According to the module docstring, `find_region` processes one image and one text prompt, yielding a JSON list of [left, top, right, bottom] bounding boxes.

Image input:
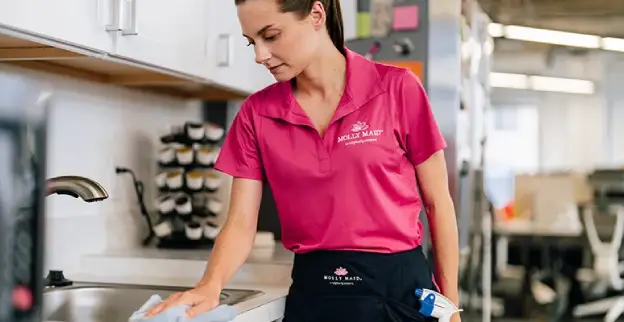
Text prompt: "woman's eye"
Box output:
[[265, 34, 279, 41], [246, 41, 254, 47]]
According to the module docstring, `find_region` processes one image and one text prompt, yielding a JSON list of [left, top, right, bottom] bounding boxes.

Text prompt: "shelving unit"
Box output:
[[151, 122, 226, 249]]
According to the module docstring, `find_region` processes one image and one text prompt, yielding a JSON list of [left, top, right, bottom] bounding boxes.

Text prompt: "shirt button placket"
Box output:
[[318, 144, 331, 173]]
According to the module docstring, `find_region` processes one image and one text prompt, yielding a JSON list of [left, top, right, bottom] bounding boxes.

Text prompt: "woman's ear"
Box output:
[[309, 1, 327, 30]]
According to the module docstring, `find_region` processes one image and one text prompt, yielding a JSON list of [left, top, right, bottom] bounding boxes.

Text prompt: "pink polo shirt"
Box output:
[[214, 48, 446, 254]]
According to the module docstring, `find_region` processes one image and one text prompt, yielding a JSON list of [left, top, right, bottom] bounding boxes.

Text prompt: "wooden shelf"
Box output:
[[0, 33, 248, 101]]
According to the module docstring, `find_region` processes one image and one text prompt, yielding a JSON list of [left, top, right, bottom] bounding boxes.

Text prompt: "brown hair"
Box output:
[[235, 0, 345, 56]]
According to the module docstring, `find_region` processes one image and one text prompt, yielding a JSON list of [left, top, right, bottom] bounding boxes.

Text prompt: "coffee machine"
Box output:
[[0, 92, 49, 322]]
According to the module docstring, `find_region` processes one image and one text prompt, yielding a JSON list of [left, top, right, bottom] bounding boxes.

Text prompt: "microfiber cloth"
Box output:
[[129, 294, 237, 322]]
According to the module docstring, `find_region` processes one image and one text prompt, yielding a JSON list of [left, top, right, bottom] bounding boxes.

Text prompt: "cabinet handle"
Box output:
[[121, 0, 138, 35], [102, 0, 121, 31]]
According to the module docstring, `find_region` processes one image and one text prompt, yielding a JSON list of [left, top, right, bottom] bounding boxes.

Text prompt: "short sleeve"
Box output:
[[397, 70, 447, 166], [214, 98, 265, 181]]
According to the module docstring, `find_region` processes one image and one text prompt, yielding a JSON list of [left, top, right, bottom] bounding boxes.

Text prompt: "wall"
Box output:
[[490, 44, 624, 171], [0, 64, 202, 274]]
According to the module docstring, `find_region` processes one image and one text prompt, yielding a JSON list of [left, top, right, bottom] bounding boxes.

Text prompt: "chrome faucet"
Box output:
[[45, 176, 109, 202]]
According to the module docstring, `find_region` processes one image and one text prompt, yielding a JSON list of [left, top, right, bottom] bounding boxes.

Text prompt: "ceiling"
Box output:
[[478, 0, 624, 37]]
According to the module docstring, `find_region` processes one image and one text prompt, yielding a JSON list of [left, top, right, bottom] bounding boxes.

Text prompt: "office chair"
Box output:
[[573, 205, 624, 322]]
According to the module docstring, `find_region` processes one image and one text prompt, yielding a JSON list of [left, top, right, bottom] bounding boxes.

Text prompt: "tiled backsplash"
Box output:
[[0, 64, 202, 274]]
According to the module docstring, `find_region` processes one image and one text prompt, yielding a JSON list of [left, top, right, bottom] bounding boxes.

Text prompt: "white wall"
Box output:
[[0, 64, 202, 274], [490, 46, 624, 171]]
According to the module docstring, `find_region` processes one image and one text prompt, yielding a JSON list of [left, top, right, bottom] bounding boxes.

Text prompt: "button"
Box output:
[[12, 285, 33, 310]]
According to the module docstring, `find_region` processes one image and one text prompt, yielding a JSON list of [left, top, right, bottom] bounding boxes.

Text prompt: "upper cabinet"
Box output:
[[203, 0, 275, 93], [112, 0, 208, 78], [0, 0, 274, 96], [0, 0, 115, 52]]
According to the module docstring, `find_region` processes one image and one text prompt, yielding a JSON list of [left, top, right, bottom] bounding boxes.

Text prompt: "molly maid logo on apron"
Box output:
[[323, 267, 363, 286]]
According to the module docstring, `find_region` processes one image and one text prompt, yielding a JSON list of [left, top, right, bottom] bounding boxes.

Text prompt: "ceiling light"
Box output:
[[602, 37, 624, 52], [529, 76, 595, 94], [504, 25, 601, 48], [489, 22, 624, 52], [490, 73, 595, 94], [490, 72, 529, 89], [488, 23, 504, 38]]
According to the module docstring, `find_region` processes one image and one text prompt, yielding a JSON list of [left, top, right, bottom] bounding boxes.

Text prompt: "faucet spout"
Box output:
[[45, 176, 109, 202]]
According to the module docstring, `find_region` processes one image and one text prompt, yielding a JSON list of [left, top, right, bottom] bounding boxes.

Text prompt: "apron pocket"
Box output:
[[385, 298, 431, 322], [319, 295, 388, 322]]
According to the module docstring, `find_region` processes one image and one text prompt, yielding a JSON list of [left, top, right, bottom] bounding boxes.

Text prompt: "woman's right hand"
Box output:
[[144, 284, 221, 319]]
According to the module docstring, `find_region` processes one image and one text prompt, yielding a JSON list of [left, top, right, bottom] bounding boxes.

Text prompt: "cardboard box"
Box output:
[[513, 172, 592, 221]]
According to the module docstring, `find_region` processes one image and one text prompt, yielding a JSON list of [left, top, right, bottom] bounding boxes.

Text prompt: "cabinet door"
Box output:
[[113, 0, 208, 78], [204, 1, 274, 94], [0, 0, 115, 52]]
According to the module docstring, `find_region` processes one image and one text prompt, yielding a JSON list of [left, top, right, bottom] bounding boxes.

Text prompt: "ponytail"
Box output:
[[325, 0, 346, 56]]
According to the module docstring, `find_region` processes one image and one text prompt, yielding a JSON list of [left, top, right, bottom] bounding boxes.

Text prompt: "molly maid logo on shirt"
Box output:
[[323, 267, 362, 286], [337, 121, 384, 146]]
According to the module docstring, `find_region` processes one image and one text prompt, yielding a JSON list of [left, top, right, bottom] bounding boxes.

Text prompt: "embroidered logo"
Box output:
[[338, 121, 384, 146], [334, 267, 348, 276], [351, 121, 369, 132], [323, 267, 363, 286]]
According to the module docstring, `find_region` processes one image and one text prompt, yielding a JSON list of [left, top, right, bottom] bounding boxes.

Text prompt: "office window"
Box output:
[[484, 105, 539, 207]]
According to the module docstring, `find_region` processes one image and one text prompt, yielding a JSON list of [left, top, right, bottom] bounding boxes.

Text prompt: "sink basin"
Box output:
[[42, 282, 262, 322]]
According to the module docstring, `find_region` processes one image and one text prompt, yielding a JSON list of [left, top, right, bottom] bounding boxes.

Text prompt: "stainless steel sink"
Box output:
[[42, 282, 262, 322]]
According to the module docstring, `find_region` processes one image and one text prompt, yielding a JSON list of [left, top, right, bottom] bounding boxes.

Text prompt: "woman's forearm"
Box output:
[[427, 198, 460, 305], [196, 219, 256, 291]]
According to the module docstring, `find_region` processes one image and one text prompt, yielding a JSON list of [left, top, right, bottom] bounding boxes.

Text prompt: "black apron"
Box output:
[[282, 246, 439, 322]]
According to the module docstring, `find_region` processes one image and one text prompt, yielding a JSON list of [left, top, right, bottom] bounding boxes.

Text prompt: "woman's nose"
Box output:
[[254, 44, 271, 65]]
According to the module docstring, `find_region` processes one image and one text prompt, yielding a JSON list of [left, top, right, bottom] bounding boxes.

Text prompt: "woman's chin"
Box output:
[[273, 73, 292, 82]]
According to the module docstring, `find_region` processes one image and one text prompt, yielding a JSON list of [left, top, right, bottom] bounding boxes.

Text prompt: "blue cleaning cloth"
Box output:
[[129, 294, 237, 322]]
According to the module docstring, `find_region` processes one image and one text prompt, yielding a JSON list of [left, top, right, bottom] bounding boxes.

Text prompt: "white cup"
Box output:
[[204, 170, 222, 190], [203, 223, 221, 239], [153, 220, 173, 237], [196, 147, 215, 165], [155, 172, 167, 188], [205, 123, 225, 141], [186, 123, 205, 140], [209, 147, 220, 163], [175, 194, 193, 215], [186, 170, 204, 190], [159, 146, 176, 164], [176, 147, 194, 165], [165, 171, 183, 190], [185, 222, 203, 240], [156, 195, 175, 213], [207, 198, 223, 214]]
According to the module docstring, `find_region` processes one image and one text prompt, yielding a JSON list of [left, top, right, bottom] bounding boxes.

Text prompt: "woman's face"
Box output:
[[237, 0, 325, 82]]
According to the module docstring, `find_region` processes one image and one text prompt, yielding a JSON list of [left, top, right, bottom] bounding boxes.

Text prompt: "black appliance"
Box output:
[[0, 97, 48, 322]]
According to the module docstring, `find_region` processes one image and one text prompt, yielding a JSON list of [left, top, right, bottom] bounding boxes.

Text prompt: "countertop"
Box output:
[[70, 244, 294, 322]]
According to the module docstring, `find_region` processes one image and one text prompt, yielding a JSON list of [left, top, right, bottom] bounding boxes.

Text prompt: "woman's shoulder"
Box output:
[[239, 81, 288, 113], [370, 61, 423, 91]]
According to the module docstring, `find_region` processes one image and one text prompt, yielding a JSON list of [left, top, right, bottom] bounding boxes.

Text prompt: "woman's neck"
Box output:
[[294, 45, 346, 99]]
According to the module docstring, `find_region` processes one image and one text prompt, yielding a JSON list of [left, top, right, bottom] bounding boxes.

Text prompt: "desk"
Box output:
[[493, 221, 585, 320]]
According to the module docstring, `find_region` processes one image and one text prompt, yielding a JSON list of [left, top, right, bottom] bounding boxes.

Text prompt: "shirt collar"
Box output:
[[258, 47, 385, 124]]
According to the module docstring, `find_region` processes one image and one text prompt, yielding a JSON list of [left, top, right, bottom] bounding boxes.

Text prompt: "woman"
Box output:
[[146, 0, 460, 321]]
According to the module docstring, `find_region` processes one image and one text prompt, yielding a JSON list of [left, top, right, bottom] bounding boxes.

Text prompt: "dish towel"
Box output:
[[129, 294, 237, 322]]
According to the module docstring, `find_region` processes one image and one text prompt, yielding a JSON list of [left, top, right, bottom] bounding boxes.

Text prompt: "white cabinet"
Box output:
[[0, 0, 275, 94], [113, 0, 208, 78], [0, 0, 115, 52], [204, 0, 274, 93]]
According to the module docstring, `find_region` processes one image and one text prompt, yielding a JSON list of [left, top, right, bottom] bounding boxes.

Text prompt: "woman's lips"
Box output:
[[269, 64, 284, 74]]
